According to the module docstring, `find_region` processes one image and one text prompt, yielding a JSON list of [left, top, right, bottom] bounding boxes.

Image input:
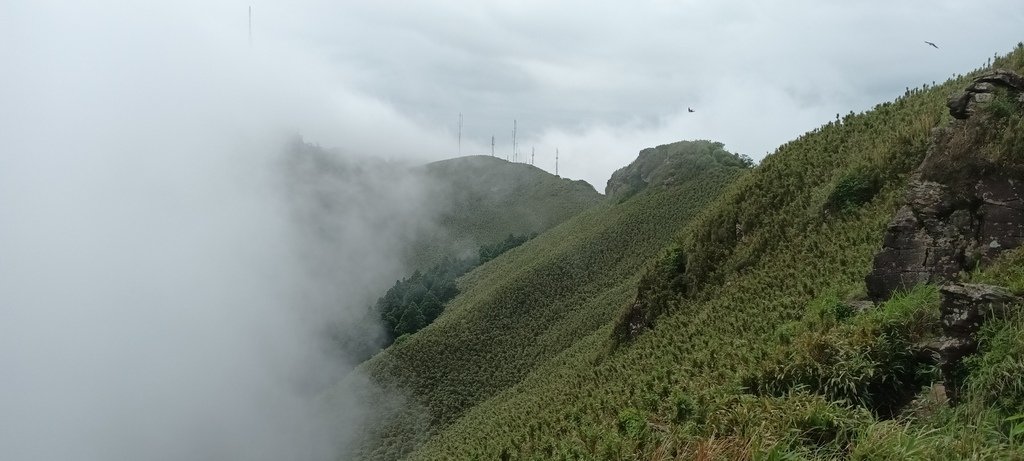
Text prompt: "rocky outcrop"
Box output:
[[923, 283, 1018, 403], [865, 177, 1024, 301], [865, 70, 1024, 301], [948, 69, 1024, 119], [605, 140, 749, 200]]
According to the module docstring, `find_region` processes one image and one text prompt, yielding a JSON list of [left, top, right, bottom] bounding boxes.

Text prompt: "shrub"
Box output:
[[617, 408, 648, 439], [964, 315, 1024, 417], [742, 286, 941, 418], [825, 166, 881, 213]]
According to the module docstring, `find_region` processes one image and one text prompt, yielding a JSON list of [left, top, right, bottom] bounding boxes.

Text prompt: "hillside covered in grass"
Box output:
[[398, 46, 1024, 460], [406, 155, 602, 270], [336, 141, 752, 460]]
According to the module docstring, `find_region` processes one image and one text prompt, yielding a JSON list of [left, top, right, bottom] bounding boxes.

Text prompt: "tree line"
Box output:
[[377, 233, 537, 345]]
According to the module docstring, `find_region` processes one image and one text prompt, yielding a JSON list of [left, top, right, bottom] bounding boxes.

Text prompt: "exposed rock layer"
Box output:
[[866, 70, 1024, 301], [924, 283, 1018, 404]]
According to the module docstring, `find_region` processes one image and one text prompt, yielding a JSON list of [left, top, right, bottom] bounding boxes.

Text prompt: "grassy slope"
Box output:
[[409, 47, 1024, 459], [346, 142, 750, 460], [407, 156, 601, 269]]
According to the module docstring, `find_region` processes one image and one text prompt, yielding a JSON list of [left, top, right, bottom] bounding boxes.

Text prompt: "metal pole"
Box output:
[[512, 120, 517, 162]]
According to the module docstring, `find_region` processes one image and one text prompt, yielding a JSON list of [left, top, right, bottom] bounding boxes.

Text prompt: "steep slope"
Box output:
[[287, 144, 600, 274], [339, 141, 751, 460], [408, 46, 1024, 459], [284, 143, 601, 361], [406, 155, 601, 269]]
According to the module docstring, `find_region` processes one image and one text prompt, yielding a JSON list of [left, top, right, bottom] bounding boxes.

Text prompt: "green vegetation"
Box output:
[[741, 286, 941, 419], [407, 156, 601, 270], [376, 234, 536, 345], [478, 233, 537, 265], [338, 45, 1024, 460], [337, 141, 750, 460], [825, 166, 882, 213]]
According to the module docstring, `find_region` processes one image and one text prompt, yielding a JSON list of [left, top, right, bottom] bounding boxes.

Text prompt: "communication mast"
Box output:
[[491, 135, 495, 157], [531, 146, 535, 165], [458, 113, 463, 155], [555, 148, 559, 176], [512, 120, 517, 162], [248, 6, 253, 47]]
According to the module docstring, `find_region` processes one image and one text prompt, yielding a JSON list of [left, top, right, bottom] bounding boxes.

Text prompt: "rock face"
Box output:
[[948, 69, 1024, 119], [865, 177, 1024, 301], [924, 283, 1017, 403], [865, 70, 1024, 301]]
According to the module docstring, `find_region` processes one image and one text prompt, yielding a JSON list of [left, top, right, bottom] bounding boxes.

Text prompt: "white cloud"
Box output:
[[266, 0, 1023, 188], [1, 1, 1022, 459], [0, 2, 447, 460]]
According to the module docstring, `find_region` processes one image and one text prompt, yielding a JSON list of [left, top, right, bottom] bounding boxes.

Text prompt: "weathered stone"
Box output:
[[907, 182, 955, 216], [865, 178, 976, 301], [924, 283, 1020, 404], [948, 69, 1024, 119], [866, 71, 1024, 405], [923, 336, 976, 365], [972, 82, 997, 93], [947, 209, 975, 234], [874, 246, 929, 269], [866, 269, 931, 301], [975, 69, 1024, 91], [948, 92, 974, 120], [979, 205, 1024, 246], [977, 178, 1024, 210], [939, 283, 1015, 334], [866, 124, 1024, 302]]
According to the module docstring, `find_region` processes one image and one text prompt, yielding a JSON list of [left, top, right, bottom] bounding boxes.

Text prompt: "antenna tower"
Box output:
[[511, 122, 514, 161], [458, 113, 463, 155], [248, 6, 252, 47], [555, 148, 559, 176], [512, 120, 517, 162], [491, 136, 495, 157]]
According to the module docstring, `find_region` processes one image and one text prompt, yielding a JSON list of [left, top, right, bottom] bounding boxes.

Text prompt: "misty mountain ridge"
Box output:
[[8, 5, 1024, 461], [283, 137, 600, 271], [337, 139, 750, 459], [281, 138, 603, 362], [412, 154, 601, 269], [337, 46, 1024, 460]]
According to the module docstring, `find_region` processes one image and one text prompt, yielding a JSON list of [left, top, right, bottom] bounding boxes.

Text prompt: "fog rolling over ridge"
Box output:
[[0, 4, 445, 460]]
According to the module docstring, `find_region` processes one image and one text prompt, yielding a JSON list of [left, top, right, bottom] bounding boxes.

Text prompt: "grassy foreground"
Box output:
[[401, 46, 1024, 460]]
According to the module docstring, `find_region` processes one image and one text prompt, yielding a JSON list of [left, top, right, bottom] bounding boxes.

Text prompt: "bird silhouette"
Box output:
[[687, 107, 695, 113], [924, 41, 939, 49]]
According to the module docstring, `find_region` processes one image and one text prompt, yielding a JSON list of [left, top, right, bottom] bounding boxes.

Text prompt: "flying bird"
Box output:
[[687, 107, 695, 113], [924, 41, 939, 49]]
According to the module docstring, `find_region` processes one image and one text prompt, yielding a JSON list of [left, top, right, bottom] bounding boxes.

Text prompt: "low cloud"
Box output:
[[0, 2, 451, 460], [277, 0, 1024, 187]]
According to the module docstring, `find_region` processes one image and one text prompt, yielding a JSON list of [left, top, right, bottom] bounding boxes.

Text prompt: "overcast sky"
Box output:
[[7, 1, 1020, 189], [250, 0, 1023, 190], [1, 2, 1022, 459]]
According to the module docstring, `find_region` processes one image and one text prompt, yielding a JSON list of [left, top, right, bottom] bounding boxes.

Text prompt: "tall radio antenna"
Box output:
[[531, 146, 535, 165], [555, 148, 559, 176], [491, 135, 495, 157], [458, 113, 463, 155], [248, 6, 252, 47], [512, 120, 517, 162]]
